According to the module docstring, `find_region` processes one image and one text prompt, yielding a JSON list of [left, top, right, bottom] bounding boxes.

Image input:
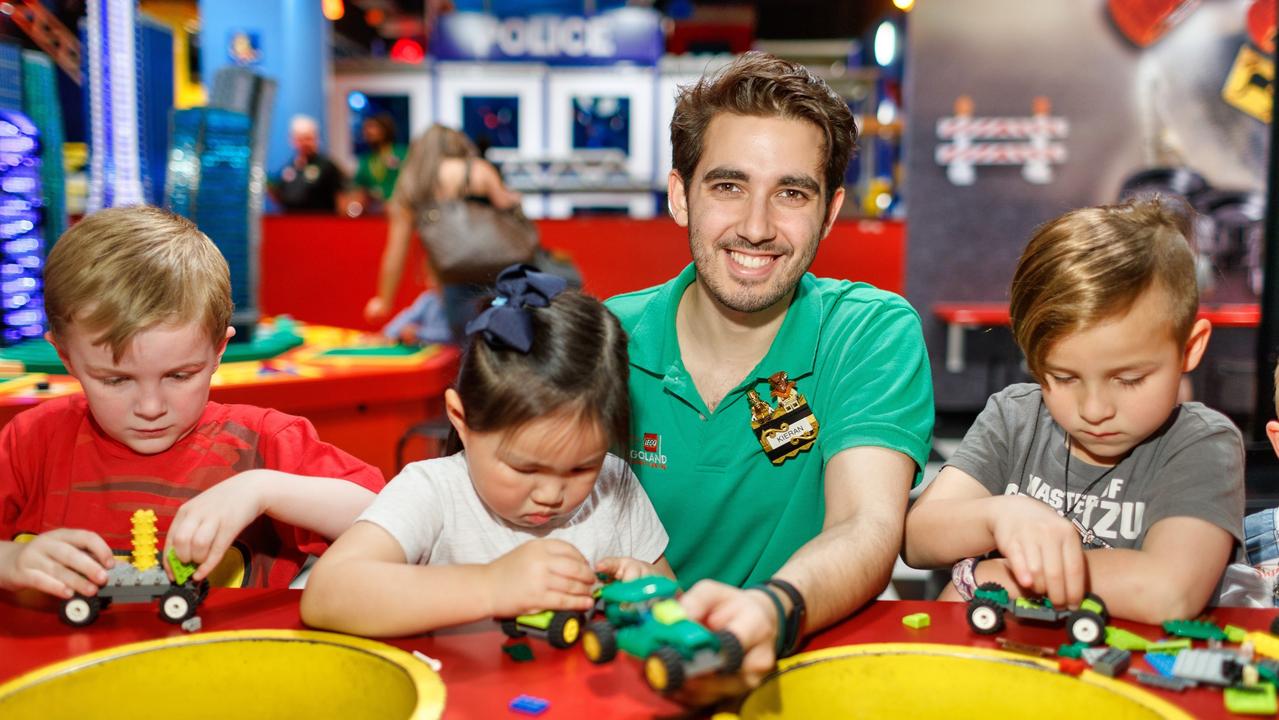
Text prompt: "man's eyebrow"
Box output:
[[778, 174, 821, 193], [702, 167, 749, 183]]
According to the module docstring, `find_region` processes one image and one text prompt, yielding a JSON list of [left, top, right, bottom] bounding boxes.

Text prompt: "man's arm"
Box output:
[[676, 445, 912, 704], [775, 445, 913, 632]]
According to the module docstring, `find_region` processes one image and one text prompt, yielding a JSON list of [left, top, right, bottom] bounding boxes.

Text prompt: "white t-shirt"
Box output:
[[358, 451, 669, 567]]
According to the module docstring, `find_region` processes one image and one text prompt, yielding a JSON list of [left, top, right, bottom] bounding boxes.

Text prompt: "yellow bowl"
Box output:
[[739, 643, 1190, 720], [0, 629, 445, 720]]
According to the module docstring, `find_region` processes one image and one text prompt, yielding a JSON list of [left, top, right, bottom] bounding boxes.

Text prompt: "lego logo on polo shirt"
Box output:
[[629, 432, 667, 470]]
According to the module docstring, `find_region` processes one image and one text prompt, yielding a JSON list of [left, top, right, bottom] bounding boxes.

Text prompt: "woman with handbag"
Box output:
[[363, 124, 533, 341]]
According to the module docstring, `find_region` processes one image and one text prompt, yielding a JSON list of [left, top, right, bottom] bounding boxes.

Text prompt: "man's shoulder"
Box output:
[[605, 281, 671, 330], [803, 276, 921, 328]]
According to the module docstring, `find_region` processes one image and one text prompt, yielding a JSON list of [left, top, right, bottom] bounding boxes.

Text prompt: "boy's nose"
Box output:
[[1078, 387, 1115, 425], [530, 481, 564, 508], [134, 389, 166, 421]]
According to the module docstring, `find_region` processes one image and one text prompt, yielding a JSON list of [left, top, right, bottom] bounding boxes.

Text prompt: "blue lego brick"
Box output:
[[1144, 652, 1177, 678], [508, 694, 549, 715]]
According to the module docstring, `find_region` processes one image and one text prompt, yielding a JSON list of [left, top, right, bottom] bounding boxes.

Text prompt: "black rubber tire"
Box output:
[[546, 612, 584, 649], [159, 586, 198, 623], [716, 630, 745, 673], [499, 618, 525, 639], [1067, 610, 1105, 646], [1082, 592, 1109, 624], [646, 646, 686, 694], [967, 598, 1005, 635], [582, 620, 617, 664], [60, 595, 101, 627]]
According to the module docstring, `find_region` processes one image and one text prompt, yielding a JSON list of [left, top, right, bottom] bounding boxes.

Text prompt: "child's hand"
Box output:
[[0, 529, 114, 598], [485, 539, 596, 617], [166, 472, 266, 582], [596, 556, 659, 582], [989, 495, 1087, 607]]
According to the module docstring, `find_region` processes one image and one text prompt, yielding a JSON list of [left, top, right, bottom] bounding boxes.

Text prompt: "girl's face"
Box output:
[[446, 390, 608, 528]]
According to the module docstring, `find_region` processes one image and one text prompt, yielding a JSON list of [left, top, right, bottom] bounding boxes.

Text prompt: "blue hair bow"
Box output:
[[464, 264, 568, 353]]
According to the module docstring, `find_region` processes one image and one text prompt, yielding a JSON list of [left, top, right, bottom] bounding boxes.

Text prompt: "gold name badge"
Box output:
[[748, 371, 820, 465]]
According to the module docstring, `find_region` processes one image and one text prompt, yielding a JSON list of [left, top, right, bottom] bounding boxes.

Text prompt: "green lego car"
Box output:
[[499, 609, 586, 649], [581, 576, 744, 694], [966, 581, 1108, 646]]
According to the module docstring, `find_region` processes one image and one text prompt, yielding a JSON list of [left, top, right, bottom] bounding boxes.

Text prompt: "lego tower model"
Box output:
[[85, 0, 146, 211]]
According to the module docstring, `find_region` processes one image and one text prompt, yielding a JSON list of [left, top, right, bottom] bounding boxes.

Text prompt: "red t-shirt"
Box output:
[[0, 396, 385, 588]]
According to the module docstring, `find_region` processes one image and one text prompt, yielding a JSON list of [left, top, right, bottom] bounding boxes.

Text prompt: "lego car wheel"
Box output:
[[645, 646, 686, 694], [195, 579, 210, 604], [1067, 610, 1105, 646], [547, 611, 584, 649], [499, 619, 525, 639], [60, 595, 101, 627], [159, 586, 198, 623], [582, 620, 617, 664], [716, 630, 745, 673], [1081, 592, 1109, 624], [966, 598, 1005, 635]]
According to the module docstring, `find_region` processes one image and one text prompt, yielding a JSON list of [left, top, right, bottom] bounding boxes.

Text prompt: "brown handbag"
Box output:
[[415, 158, 538, 285]]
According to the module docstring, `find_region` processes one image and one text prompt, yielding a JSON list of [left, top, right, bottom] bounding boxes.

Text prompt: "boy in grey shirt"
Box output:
[[904, 198, 1244, 625]]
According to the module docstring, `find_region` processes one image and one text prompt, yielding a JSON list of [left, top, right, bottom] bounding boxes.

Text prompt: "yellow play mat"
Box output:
[[736, 643, 1191, 720], [0, 630, 445, 720]]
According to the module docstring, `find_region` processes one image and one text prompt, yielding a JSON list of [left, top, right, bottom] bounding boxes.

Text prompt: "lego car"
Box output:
[[966, 581, 1108, 646]]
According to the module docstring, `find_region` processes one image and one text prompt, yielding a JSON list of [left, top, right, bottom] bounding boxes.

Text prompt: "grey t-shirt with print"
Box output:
[[947, 383, 1244, 550]]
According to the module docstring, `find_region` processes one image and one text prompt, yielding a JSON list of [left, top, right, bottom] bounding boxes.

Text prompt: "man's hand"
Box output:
[[166, 472, 266, 582], [0, 530, 114, 598], [670, 579, 780, 706], [988, 495, 1086, 607], [485, 539, 597, 617]]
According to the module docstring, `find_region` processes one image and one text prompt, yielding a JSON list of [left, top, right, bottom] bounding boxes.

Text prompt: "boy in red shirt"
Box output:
[[0, 206, 384, 596]]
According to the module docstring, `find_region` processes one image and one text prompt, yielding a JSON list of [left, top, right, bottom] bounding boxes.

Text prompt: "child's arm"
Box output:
[[300, 523, 597, 637], [166, 469, 376, 582], [906, 465, 1087, 607], [596, 554, 676, 582], [0, 530, 114, 597]]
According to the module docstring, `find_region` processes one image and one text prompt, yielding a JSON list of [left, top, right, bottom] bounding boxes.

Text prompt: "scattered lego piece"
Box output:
[[901, 612, 930, 630], [509, 694, 550, 716], [1225, 685, 1278, 715], [1171, 649, 1247, 687], [502, 641, 535, 663], [1104, 626, 1151, 651], [1246, 631, 1279, 660], [166, 548, 197, 586], [1132, 670, 1195, 692], [180, 616, 201, 633], [1057, 642, 1086, 659], [1225, 625, 1249, 644], [1163, 619, 1228, 641], [1090, 648, 1132, 678], [412, 649, 443, 672], [1057, 657, 1087, 676], [1080, 647, 1111, 665], [1144, 653, 1178, 678], [1256, 658, 1279, 685], [996, 637, 1053, 657], [1145, 639, 1191, 654]]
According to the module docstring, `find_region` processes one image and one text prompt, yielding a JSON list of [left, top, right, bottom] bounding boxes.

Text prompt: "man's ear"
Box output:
[[1268, 420, 1279, 459], [1180, 318, 1212, 373], [821, 187, 846, 239], [667, 170, 689, 228], [444, 389, 469, 446]]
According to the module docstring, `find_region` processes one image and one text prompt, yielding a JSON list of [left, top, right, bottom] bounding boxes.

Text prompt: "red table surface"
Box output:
[[2, 589, 1276, 718], [933, 302, 1260, 328]]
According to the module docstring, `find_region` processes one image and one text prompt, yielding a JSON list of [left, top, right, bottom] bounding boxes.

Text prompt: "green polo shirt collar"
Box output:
[[627, 263, 822, 415]]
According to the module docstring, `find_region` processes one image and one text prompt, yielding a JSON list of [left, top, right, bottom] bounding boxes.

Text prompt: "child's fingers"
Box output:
[[1003, 542, 1034, 588], [20, 568, 76, 598], [548, 555, 596, 585], [187, 517, 220, 565], [193, 531, 235, 583], [49, 543, 110, 587], [1040, 543, 1067, 607], [61, 529, 114, 568]]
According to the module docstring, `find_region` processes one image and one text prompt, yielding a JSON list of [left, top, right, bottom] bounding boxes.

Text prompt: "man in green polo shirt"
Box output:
[[606, 52, 933, 697]]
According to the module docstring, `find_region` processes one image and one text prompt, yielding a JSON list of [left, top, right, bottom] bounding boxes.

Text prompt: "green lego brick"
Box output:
[[1105, 626, 1151, 651], [166, 548, 197, 586], [502, 641, 535, 662], [901, 612, 930, 629], [1225, 625, 1249, 644], [1162, 619, 1227, 641], [1058, 642, 1088, 659], [1224, 684, 1278, 715], [1145, 639, 1192, 654]]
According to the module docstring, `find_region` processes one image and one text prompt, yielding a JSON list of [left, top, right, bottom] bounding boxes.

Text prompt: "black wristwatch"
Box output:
[[766, 578, 806, 657]]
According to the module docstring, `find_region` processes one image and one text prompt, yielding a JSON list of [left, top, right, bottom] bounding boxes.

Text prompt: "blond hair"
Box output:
[[1010, 196, 1198, 381], [390, 124, 477, 215], [44, 206, 233, 360]]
